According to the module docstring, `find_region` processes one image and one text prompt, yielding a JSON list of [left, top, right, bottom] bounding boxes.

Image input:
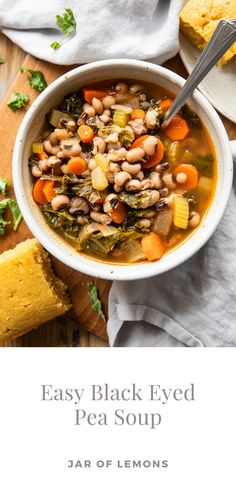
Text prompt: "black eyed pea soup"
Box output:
[[29, 80, 216, 264]]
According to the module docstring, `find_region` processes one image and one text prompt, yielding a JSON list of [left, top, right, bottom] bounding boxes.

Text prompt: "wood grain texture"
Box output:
[[0, 37, 108, 347], [0, 35, 235, 348]]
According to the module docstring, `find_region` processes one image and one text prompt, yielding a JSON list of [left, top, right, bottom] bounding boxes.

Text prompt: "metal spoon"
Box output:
[[162, 19, 236, 128]]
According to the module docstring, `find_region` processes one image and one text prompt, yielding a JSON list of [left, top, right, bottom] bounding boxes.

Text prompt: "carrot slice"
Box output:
[[143, 138, 164, 169], [82, 87, 110, 105], [78, 124, 94, 143], [37, 152, 48, 161], [33, 179, 47, 205], [164, 116, 190, 141], [43, 180, 56, 202], [67, 157, 86, 175], [110, 202, 128, 224], [159, 98, 173, 112], [173, 164, 199, 191], [131, 108, 145, 120], [141, 232, 166, 261], [130, 134, 164, 168]]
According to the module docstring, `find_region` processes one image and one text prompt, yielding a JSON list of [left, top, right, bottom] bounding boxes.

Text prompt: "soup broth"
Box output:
[[29, 79, 217, 264]]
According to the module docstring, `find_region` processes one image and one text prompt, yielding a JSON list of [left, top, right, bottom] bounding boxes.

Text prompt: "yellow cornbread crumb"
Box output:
[[180, 0, 236, 65], [0, 239, 71, 341]]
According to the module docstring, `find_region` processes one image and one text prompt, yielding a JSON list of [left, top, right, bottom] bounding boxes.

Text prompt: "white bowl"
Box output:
[[13, 59, 233, 281]]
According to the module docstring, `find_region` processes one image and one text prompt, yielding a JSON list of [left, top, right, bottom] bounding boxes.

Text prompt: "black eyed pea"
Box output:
[[115, 171, 132, 187], [109, 162, 121, 174], [162, 173, 176, 190], [106, 171, 115, 184], [61, 164, 69, 174], [57, 143, 82, 159], [145, 109, 158, 129], [103, 109, 111, 116], [142, 208, 156, 218], [115, 82, 129, 93], [121, 161, 141, 175], [90, 211, 112, 225], [99, 113, 110, 124], [55, 128, 70, 141], [155, 162, 170, 173], [125, 179, 142, 192], [92, 136, 106, 155], [138, 93, 147, 102], [129, 83, 145, 94], [43, 139, 60, 156], [140, 179, 154, 190], [114, 184, 123, 193], [102, 95, 116, 109], [188, 211, 201, 228], [38, 158, 49, 172], [105, 133, 119, 144], [88, 158, 97, 171], [103, 193, 119, 213], [77, 216, 89, 225], [158, 187, 169, 198], [47, 156, 62, 168], [136, 218, 151, 228], [31, 165, 42, 177], [51, 195, 70, 211], [49, 131, 59, 146], [106, 142, 122, 152], [126, 147, 145, 163], [134, 170, 144, 181], [83, 102, 96, 117], [138, 190, 160, 208], [149, 171, 162, 189], [142, 136, 158, 156], [69, 197, 90, 215], [176, 172, 187, 184], [108, 148, 127, 162], [92, 97, 103, 115]]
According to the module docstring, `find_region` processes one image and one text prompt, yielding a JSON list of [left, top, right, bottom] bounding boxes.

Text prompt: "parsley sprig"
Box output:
[[51, 8, 76, 50], [7, 92, 29, 111], [20, 67, 47, 92], [88, 281, 106, 321]]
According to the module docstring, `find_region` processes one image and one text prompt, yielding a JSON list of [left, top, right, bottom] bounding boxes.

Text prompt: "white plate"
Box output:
[[179, 33, 236, 123]]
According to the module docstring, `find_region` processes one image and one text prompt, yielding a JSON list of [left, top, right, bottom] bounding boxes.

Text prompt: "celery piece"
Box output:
[[198, 176, 213, 196], [32, 141, 44, 154], [49, 109, 70, 127], [113, 110, 129, 127], [173, 196, 189, 229]]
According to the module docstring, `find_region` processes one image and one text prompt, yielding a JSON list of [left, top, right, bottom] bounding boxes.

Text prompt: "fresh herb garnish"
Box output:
[[7, 92, 29, 111], [20, 67, 47, 92], [0, 199, 22, 235], [88, 281, 106, 321], [192, 154, 214, 177], [181, 104, 202, 129], [0, 57, 5, 65], [0, 177, 10, 196], [51, 8, 76, 50]]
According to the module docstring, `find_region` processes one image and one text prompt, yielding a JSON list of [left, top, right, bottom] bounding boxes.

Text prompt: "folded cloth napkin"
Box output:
[[108, 180, 236, 347], [0, 0, 182, 64]]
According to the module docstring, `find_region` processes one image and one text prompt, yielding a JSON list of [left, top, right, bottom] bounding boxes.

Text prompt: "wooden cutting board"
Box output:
[[0, 53, 110, 342]]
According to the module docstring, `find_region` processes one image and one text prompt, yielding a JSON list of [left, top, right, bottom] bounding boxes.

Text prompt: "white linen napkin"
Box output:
[[0, 0, 182, 64], [107, 184, 236, 347]]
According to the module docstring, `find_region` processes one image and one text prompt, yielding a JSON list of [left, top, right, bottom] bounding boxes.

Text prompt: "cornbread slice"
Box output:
[[0, 239, 71, 342], [180, 0, 236, 65]]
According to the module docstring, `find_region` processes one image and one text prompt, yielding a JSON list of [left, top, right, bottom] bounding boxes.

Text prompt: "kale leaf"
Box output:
[[192, 154, 214, 177], [0, 199, 22, 235], [181, 104, 202, 129], [58, 92, 84, 119]]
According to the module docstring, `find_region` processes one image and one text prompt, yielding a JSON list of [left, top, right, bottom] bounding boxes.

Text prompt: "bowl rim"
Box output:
[[12, 58, 233, 281]]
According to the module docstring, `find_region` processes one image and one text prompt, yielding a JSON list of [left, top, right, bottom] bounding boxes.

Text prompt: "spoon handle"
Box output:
[[162, 19, 236, 128]]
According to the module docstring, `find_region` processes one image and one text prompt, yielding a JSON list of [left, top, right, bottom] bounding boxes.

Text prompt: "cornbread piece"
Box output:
[[0, 239, 71, 342], [180, 0, 236, 65]]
